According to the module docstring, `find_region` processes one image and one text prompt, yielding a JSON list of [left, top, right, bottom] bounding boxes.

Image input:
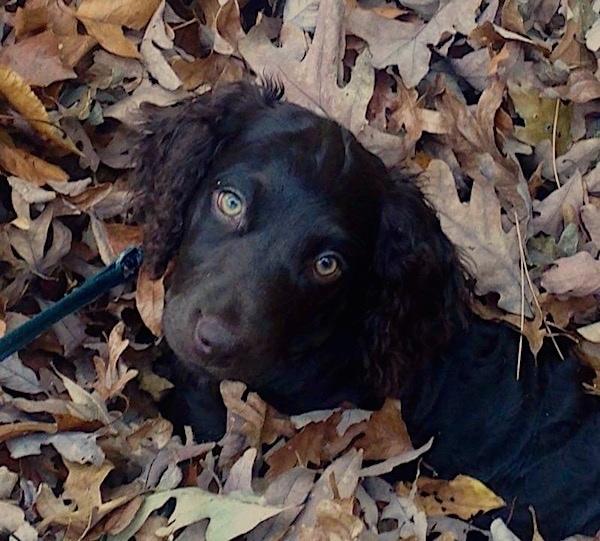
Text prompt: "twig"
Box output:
[[551, 99, 561, 189], [514, 212, 565, 362], [515, 214, 525, 380]]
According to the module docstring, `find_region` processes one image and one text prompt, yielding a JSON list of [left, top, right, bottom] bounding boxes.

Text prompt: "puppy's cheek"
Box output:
[[162, 293, 199, 362]]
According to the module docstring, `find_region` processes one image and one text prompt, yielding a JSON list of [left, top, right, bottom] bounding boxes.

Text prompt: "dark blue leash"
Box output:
[[0, 246, 144, 362]]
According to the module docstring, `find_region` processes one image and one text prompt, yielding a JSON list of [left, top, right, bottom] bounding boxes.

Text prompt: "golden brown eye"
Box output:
[[314, 253, 342, 281], [216, 190, 243, 217]]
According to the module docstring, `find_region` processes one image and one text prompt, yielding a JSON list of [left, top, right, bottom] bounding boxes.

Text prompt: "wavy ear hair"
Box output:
[[133, 81, 282, 279], [364, 178, 470, 395]]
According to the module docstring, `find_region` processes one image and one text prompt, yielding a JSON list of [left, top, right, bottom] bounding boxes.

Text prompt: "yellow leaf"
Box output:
[[0, 65, 80, 154], [79, 19, 140, 58], [399, 474, 505, 519], [77, 0, 161, 30], [0, 137, 69, 185], [509, 82, 572, 155]]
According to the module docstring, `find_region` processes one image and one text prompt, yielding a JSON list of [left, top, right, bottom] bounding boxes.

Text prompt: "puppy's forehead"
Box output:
[[219, 103, 387, 197]]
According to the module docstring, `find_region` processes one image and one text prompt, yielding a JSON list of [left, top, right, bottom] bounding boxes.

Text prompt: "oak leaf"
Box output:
[[238, 0, 408, 166], [421, 159, 530, 316], [347, 0, 480, 88]]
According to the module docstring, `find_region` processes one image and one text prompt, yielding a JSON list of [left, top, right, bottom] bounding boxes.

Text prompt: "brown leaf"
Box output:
[[79, 19, 140, 58], [266, 410, 366, 479], [14, 5, 48, 38], [287, 450, 363, 541], [540, 293, 597, 330], [247, 467, 315, 541], [541, 251, 600, 297], [435, 80, 531, 222], [135, 268, 165, 337], [421, 159, 529, 316], [0, 421, 57, 444], [298, 498, 363, 541], [532, 171, 584, 236], [554, 70, 600, 103], [0, 137, 69, 185], [39, 460, 116, 537], [550, 4, 595, 70], [103, 496, 144, 535], [0, 30, 76, 86], [170, 55, 244, 91], [213, 0, 245, 56], [353, 399, 412, 461], [77, 0, 161, 30], [238, 0, 408, 167], [347, 0, 480, 88], [93, 322, 138, 401], [220, 380, 268, 451], [104, 223, 144, 257], [472, 299, 546, 359], [582, 204, 600, 247], [140, 1, 182, 91], [8, 206, 72, 275]]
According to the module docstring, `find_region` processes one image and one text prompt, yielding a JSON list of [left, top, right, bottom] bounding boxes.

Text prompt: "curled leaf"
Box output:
[[0, 65, 80, 155]]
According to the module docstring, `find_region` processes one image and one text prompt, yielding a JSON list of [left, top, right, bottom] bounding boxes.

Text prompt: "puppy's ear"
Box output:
[[133, 82, 281, 278], [364, 179, 470, 395]]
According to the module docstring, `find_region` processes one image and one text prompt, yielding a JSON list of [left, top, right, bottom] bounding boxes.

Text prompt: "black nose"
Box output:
[[195, 316, 238, 356]]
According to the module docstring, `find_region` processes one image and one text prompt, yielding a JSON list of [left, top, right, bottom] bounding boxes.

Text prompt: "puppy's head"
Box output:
[[135, 81, 387, 383], [135, 81, 468, 392]]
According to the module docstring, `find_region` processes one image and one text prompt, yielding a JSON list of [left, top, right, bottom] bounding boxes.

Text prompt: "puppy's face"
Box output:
[[162, 105, 388, 383]]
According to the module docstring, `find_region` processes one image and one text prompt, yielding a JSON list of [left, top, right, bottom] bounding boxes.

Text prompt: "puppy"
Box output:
[[134, 81, 600, 540]]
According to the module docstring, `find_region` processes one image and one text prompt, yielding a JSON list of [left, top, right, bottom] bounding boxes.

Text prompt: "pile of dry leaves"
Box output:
[[1, 0, 600, 539]]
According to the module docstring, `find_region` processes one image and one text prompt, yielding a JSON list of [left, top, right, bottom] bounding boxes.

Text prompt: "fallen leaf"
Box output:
[[0, 420, 57, 444], [541, 251, 600, 297], [406, 475, 505, 519], [347, 0, 480, 88], [509, 81, 572, 155], [287, 449, 363, 541], [0, 353, 44, 393], [107, 487, 285, 541], [213, 0, 244, 56], [434, 80, 531, 221], [532, 171, 584, 236], [135, 268, 165, 337], [0, 502, 38, 541], [0, 142, 69, 185], [238, 0, 407, 167], [0, 30, 76, 86], [93, 322, 138, 401], [421, 159, 529, 316], [77, 0, 161, 30], [0, 466, 18, 498], [578, 321, 600, 343], [298, 498, 364, 540], [352, 399, 412, 460], [140, 0, 182, 91], [0, 65, 80, 154], [6, 431, 105, 465], [79, 18, 140, 58]]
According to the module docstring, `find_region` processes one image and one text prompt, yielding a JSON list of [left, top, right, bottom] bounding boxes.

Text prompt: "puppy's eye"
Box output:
[[313, 252, 342, 282], [216, 190, 243, 217]]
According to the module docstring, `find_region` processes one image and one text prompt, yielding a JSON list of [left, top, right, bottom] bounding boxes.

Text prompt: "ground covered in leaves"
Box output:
[[1, 0, 600, 539]]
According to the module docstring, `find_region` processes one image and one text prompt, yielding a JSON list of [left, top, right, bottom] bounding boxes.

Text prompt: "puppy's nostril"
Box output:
[[195, 316, 237, 356]]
